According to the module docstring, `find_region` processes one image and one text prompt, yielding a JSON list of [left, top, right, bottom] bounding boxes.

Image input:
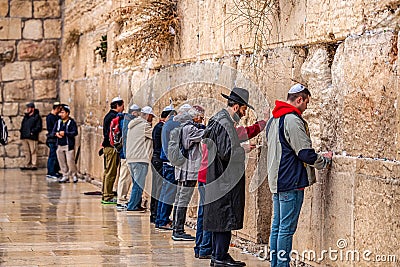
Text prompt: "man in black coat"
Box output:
[[203, 88, 255, 267], [46, 102, 62, 178], [20, 102, 43, 170]]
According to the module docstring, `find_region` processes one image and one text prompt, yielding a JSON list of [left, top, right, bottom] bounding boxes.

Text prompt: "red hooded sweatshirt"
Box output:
[[272, 100, 302, 118]]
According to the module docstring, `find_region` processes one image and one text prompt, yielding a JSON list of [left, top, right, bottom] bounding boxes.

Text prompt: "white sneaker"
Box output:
[[59, 176, 69, 183], [73, 176, 78, 183]]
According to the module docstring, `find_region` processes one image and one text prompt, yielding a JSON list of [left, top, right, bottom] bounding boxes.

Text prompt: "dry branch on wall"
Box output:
[[227, 0, 279, 54], [110, 0, 179, 60]]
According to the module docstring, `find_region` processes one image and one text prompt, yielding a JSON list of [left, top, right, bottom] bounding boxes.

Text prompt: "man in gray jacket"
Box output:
[[267, 84, 332, 267], [172, 106, 205, 241]]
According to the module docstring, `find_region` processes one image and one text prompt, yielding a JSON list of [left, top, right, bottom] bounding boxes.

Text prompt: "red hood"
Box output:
[[272, 100, 302, 118]]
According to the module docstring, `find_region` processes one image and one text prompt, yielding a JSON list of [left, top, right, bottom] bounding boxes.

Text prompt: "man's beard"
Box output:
[[233, 110, 242, 123]]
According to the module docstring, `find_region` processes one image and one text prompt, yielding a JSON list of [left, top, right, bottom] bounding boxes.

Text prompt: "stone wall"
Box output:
[[0, 0, 62, 168], [60, 0, 400, 266]]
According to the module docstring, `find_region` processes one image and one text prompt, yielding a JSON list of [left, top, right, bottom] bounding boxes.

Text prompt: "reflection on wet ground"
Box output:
[[0, 169, 268, 266]]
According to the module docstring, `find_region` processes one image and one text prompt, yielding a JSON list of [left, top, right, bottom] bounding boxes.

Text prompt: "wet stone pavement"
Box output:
[[0, 169, 268, 266]]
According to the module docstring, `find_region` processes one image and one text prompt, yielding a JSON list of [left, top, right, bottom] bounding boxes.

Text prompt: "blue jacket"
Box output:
[[160, 115, 180, 161], [51, 118, 78, 151], [121, 113, 136, 159]]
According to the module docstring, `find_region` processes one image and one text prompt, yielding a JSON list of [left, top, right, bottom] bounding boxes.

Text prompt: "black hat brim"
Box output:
[[221, 93, 254, 110]]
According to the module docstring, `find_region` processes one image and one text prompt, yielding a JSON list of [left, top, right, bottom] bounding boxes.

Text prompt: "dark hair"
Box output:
[[110, 100, 124, 109], [53, 104, 60, 110], [227, 99, 245, 108], [161, 110, 172, 118], [287, 88, 311, 102], [61, 106, 70, 114]]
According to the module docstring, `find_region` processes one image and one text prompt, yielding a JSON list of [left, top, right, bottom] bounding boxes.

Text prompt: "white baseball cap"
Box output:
[[129, 104, 141, 111], [288, 84, 307, 94], [163, 105, 175, 112], [111, 96, 123, 103], [178, 103, 192, 112], [141, 106, 155, 116]]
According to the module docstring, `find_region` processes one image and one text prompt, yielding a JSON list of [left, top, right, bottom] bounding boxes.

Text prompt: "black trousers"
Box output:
[[150, 158, 163, 222], [212, 231, 232, 261]]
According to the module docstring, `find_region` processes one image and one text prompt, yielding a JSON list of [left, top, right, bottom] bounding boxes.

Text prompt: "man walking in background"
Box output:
[[267, 84, 332, 267], [20, 102, 42, 170], [101, 97, 124, 204], [125, 106, 155, 212], [46, 102, 62, 179]]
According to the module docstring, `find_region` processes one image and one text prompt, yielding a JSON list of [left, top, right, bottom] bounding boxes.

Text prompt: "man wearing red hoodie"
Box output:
[[267, 84, 333, 267]]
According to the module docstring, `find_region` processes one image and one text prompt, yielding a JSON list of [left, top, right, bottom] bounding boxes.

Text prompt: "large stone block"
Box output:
[[3, 80, 33, 101], [4, 157, 25, 168], [10, 0, 32, 18], [332, 32, 397, 159], [34, 80, 57, 100], [2, 102, 19, 116], [23, 20, 43, 40], [1, 61, 30, 81], [2, 115, 23, 131], [32, 61, 59, 79], [17, 40, 59, 61], [44, 19, 61, 39], [33, 0, 60, 18], [5, 143, 20, 158], [0, 41, 15, 63], [0, 0, 8, 17], [0, 18, 21, 40]]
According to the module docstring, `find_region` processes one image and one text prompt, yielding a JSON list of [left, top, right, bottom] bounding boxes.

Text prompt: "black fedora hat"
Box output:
[[221, 87, 254, 110]]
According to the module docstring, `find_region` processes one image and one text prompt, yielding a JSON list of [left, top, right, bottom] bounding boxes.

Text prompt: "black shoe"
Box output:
[[195, 253, 199, 258], [30, 166, 38, 170], [214, 254, 246, 267], [199, 255, 212, 259], [171, 232, 195, 241]]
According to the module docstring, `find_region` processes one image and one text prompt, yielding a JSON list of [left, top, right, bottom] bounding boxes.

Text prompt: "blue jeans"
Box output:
[[47, 143, 60, 176], [270, 190, 304, 267], [127, 162, 149, 211], [194, 182, 212, 256], [155, 164, 177, 227]]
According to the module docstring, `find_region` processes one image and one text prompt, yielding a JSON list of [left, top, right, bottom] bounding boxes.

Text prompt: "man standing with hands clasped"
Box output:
[[267, 84, 333, 267]]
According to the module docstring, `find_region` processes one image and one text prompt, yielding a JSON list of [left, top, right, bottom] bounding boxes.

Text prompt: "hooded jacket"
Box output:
[[267, 100, 329, 193], [174, 112, 205, 182], [125, 116, 153, 164], [20, 109, 42, 140], [51, 118, 78, 151]]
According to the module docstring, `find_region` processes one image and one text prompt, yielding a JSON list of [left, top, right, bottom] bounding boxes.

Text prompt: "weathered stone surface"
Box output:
[[23, 20, 43, 40], [17, 40, 59, 61], [332, 32, 397, 159], [1, 61, 30, 81], [2, 102, 19, 116], [0, 41, 15, 63], [34, 80, 57, 100], [44, 19, 61, 39], [32, 61, 59, 79], [3, 80, 33, 101], [0, 18, 21, 40], [33, 0, 60, 18], [4, 157, 25, 168], [5, 143, 20, 157], [10, 0, 32, 18], [2, 115, 23, 131], [0, 0, 8, 17], [79, 126, 104, 178]]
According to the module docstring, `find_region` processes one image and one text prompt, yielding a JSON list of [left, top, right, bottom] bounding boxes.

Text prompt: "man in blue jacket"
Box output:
[[267, 84, 333, 267]]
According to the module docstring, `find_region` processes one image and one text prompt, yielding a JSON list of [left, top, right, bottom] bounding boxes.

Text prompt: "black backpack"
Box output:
[[0, 116, 8, 145]]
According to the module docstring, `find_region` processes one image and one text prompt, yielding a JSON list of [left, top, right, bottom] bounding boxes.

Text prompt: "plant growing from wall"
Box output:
[[95, 35, 107, 63], [226, 0, 279, 54], [112, 0, 180, 60]]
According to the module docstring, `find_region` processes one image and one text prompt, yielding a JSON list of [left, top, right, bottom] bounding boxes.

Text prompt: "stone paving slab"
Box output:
[[0, 169, 269, 266]]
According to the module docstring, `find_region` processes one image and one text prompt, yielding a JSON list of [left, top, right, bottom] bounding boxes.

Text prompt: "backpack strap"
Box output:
[[265, 117, 274, 141]]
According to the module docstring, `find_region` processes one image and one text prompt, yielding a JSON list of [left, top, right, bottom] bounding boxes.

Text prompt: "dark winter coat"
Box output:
[[20, 109, 43, 141], [102, 109, 118, 148], [203, 109, 246, 232], [51, 118, 78, 151]]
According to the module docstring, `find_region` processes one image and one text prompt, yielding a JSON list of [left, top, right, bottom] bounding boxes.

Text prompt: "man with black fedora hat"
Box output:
[[202, 87, 257, 267]]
